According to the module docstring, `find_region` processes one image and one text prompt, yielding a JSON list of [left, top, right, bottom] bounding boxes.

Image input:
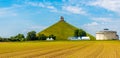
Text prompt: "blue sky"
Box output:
[[0, 0, 120, 37]]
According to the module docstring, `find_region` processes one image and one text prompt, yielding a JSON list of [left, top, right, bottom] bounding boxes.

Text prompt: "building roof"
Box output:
[[96, 29, 117, 34]]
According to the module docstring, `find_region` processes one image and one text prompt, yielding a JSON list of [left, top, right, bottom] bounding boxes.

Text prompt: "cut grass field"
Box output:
[[0, 41, 120, 58]]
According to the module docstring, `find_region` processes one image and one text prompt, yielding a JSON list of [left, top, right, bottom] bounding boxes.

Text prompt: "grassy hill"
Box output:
[[37, 18, 95, 40]]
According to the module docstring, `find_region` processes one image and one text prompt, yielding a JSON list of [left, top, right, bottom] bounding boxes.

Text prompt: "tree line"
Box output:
[[0, 29, 86, 42], [0, 31, 56, 42]]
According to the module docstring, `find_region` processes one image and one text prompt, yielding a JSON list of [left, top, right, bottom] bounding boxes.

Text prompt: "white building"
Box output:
[[46, 38, 54, 41], [96, 29, 119, 40], [82, 36, 90, 40], [68, 36, 90, 40]]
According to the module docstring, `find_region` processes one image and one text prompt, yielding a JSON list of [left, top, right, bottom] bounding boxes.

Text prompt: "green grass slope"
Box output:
[[37, 20, 95, 40]]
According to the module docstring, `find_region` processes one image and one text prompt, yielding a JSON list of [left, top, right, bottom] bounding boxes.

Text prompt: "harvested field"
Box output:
[[0, 41, 120, 58]]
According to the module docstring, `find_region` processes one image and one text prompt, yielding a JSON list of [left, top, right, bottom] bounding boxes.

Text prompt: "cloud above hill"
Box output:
[[89, 0, 120, 14]]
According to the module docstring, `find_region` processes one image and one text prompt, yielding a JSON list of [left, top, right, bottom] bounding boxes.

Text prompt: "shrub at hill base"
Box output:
[[74, 29, 87, 38], [37, 34, 47, 40]]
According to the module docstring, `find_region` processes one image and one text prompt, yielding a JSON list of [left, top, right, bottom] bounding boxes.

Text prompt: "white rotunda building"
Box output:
[[96, 29, 119, 40]]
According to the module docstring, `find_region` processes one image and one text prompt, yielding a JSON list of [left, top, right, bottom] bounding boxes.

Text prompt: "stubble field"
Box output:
[[0, 41, 120, 58]]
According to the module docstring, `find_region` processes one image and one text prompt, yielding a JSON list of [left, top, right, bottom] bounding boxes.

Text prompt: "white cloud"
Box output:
[[24, 1, 88, 14], [82, 22, 101, 36], [46, 6, 55, 9], [62, 6, 86, 14], [26, 2, 58, 12], [0, 7, 18, 17], [0, 4, 26, 17], [85, 22, 98, 26], [89, 0, 120, 13], [26, 2, 45, 7], [92, 17, 113, 22]]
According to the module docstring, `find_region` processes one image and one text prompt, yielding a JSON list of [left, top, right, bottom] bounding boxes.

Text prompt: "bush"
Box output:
[[37, 34, 47, 40], [0, 37, 3, 41], [9, 34, 25, 41]]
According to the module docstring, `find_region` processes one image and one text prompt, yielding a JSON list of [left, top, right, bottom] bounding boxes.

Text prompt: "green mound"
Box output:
[[37, 17, 95, 40]]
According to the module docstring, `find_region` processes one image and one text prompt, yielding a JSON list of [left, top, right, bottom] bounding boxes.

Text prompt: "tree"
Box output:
[[74, 29, 79, 37], [26, 31, 37, 40], [49, 34, 56, 40], [37, 34, 47, 40], [78, 29, 86, 37], [16, 34, 24, 39], [74, 29, 87, 37], [2, 38, 9, 42], [9, 36, 17, 41], [9, 34, 25, 41], [15, 34, 25, 41], [0, 37, 3, 41]]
